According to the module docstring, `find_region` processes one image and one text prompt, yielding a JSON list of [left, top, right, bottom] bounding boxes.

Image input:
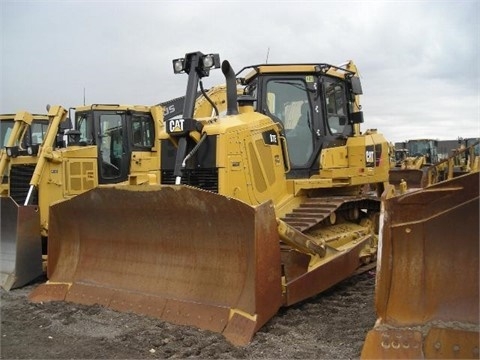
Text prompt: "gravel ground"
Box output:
[[1, 270, 376, 359]]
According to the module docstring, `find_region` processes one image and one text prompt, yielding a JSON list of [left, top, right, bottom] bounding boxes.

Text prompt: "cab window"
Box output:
[[1, 121, 13, 148], [99, 114, 123, 178], [76, 114, 94, 145], [30, 121, 49, 144], [131, 114, 154, 148], [266, 79, 313, 167], [324, 79, 348, 135]]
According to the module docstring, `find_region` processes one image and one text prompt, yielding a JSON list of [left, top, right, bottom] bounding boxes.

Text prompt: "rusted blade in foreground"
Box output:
[[361, 172, 479, 359], [1, 197, 42, 290], [29, 185, 283, 345]]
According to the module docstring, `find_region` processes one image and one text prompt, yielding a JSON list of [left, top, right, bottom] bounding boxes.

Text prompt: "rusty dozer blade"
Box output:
[[388, 168, 426, 189], [29, 185, 283, 346], [361, 171, 480, 359], [0, 196, 43, 291]]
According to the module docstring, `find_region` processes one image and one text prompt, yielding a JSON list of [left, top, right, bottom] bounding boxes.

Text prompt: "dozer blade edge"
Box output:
[[388, 168, 426, 188], [1, 196, 43, 291], [361, 171, 479, 359], [29, 185, 283, 346]]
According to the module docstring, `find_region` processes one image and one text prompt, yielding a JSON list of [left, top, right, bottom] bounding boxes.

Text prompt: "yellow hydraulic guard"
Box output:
[[361, 171, 479, 359]]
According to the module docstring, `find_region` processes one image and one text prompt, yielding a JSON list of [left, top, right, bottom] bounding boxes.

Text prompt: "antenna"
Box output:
[[265, 47, 270, 64], [83, 87, 86, 105]]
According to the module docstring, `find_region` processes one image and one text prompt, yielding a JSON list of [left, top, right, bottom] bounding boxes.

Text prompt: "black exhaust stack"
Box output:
[[221, 60, 238, 116]]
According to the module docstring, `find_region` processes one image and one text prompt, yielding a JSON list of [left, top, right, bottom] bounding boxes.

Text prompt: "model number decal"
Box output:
[[262, 130, 279, 145], [163, 104, 176, 116]]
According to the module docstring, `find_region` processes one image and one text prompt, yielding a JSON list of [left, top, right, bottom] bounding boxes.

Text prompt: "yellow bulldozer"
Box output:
[[1, 112, 51, 189], [30, 51, 391, 345], [389, 138, 440, 188], [361, 143, 479, 359], [0, 103, 169, 290], [0, 88, 235, 291], [1, 109, 69, 290]]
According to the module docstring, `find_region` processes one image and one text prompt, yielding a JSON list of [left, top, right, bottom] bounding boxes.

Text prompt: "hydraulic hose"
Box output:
[[175, 132, 208, 185], [199, 80, 219, 117]]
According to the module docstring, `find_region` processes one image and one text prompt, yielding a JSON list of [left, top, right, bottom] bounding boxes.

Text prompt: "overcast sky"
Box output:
[[1, 0, 479, 143]]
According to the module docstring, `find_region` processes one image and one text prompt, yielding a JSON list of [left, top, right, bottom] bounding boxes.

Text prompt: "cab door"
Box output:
[[96, 112, 129, 183], [260, 75, 324, 177]]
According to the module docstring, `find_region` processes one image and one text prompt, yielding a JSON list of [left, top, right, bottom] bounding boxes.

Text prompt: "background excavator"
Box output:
[[0, 88, 234, 291], [30, 51, 391, 346]]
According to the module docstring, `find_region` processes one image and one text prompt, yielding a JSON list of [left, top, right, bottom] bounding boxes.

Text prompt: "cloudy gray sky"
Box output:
[[1, 0, 479, 143]]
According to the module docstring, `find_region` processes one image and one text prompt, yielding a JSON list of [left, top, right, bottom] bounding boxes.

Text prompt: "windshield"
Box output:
[[30, 121, 49, 145], [0, 120, 14, 148], [408, 140, 433, 156]]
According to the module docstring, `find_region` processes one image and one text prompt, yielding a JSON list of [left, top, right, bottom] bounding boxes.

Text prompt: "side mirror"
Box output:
[[350, 111, 364, 124], [65, 129, 82, 146], [59, 117, 73, 133], [350, 76, 363, 95]]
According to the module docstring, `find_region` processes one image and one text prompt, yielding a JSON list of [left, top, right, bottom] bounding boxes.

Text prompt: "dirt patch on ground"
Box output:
[[1, 270, 376, 359]]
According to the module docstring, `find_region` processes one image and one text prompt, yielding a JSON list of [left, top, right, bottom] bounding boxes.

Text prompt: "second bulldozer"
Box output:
[[30, 52, 391, 345], [389, 138, 440, 188], [1, 103, 169, 290]]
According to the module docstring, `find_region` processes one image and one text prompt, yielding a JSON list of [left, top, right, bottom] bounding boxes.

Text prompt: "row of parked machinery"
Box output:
[[1, 51, 478, 358]]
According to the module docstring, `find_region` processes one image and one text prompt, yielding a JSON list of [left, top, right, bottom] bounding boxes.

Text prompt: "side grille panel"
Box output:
[[9, 164, 36, 205], [161, 168, 218, 193]]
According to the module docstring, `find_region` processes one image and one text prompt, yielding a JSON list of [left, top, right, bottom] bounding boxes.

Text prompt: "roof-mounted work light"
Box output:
[[202, 53, 220, 70], [198, 53, 220, 77], [173, 58, 185, 74], [172, 52, 220, 77]]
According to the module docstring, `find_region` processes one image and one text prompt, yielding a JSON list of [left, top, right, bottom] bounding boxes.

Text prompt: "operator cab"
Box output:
[[241, 64, 363, 178], [1, 115, 50, 150], [73, 105, 155, 184], [406, 139, 439, 164]]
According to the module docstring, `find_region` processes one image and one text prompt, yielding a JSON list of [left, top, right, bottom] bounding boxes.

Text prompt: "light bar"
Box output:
[[172, 52, 221, 77]]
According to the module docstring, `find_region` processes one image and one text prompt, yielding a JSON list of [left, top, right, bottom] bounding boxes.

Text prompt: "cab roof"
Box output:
[[73, 104, 153, 112], [238, 62, 357, 83]]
